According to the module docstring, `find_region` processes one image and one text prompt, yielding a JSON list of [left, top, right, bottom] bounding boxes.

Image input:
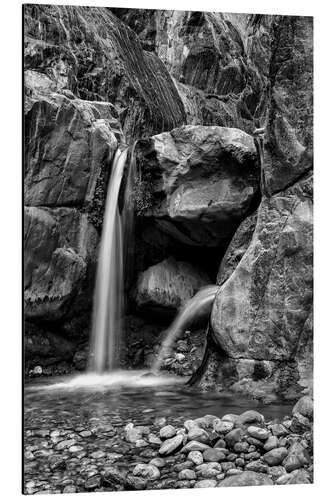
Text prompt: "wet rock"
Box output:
[[63, 485, 76, 493], [125, 475, 147, 490], [263, 435, 279, 451], [276, 469, 311, 485], [225, 428, 244, 447], [181, 441, 210, 453], [159, 425, 177, 439], [263, 447, 288, 466], [187, 427, 210, 444], [194, 415, 217, 429], [214, 439, 226, 449], [245, 460, 269, 474], [84, 475, 102, 491], [202, 449, 226, 463], [103, 467, 126, 487], [213, 419, 234, 434], [234, 442, 249, 453], [178, 469, 196, 480], [218, 471, 273, 487], [159, 434, 183, 455], [188, 451, 203, 465], [149, 457, 166, 468], [55, 439, 76, 451], [283, 454, 304, 473], [174, 461, 194, 472], [148, 433, 162, 446], [269, 423, 289, 437], [90, 450, 106, 459], [133, 463, 160, 480], [238, 410, 264, 425], [196, 462, 221, 478], [247, 426, 270, 441], [194, 479, 217, 488], [48, 455, 66, 471], [292, 396, 313, 420], [269, 465, 287, 481], [290, 413, 312, 433]]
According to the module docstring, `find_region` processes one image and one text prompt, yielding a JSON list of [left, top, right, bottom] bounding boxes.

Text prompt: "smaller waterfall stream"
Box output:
[[153, 285, 219, 373], [89, 148, 128, 373]]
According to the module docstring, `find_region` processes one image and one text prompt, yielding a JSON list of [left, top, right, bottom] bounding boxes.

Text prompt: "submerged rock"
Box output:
[[218, 471, 273, 487]]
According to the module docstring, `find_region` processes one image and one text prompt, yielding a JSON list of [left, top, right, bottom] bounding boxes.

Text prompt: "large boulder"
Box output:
[[25, 90, 119, 207], [211, 175, 313, 394], [135, 257, 211, 316], [24, 4, 186, 138], [24, 206, 98, 322], [137, 125, 260, 247]]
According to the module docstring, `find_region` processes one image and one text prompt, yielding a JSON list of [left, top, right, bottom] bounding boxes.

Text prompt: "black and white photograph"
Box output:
[[22, 1, 314, 495]]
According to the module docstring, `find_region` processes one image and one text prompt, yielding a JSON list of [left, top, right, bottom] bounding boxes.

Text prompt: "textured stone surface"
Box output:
[[263, 16, 313, 195], [138, 125, 259, 247], [24, 206, 98, 322], [218, 471, 273, 487], [24, 5, 186, 138], [135, 257, 210, 314], [211, 175, 313, 394]]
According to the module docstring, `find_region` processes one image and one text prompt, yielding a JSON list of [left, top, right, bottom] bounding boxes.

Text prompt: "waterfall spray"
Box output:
[[153, 285, 219, 373], [89, 148, 128, 373]]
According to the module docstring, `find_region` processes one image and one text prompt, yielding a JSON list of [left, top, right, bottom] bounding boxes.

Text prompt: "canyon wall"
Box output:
[[24, 5, 313, 399]]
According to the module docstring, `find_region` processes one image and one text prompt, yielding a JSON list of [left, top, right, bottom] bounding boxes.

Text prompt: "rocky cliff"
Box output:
[[24, 5, 313, 399]]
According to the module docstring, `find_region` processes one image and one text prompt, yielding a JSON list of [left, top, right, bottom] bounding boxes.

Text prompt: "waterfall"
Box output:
[[153, 285, 219, 373], [89, 147, 128, 373]]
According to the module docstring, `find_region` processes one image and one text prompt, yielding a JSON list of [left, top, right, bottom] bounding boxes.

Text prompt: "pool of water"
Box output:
[[24, 371, 293, 430]]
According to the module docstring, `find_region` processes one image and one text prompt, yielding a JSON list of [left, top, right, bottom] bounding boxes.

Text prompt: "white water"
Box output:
[[36, 370, 183, 392], [153, 285, 219, 372], [89, 148, 128, 373]]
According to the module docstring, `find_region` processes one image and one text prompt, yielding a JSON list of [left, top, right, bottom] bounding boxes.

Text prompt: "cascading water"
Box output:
[[153, 285, 219, 373], [89, 147, 128, 373]]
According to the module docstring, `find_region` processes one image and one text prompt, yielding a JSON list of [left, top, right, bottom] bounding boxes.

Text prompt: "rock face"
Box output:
[[216, 210, 257, 285], [137, 125, 260, 247], [210, 15, 313, 397], [24, 5, 186, 138], [112, 10, 272, 132], [135, 258, 211, 315]]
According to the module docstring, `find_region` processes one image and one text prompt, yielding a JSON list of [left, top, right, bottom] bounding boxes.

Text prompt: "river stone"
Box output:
[[181, 441, 210, 453], [214, 439, 227, 449], [276, 469, 311, 485], [102, 467, 126, 487], [263, 447, 288, 466], [196, 462, 221, 478], [125, 475, 147, 490], [84, 475, 102, 491], [226, 468, 242, 476], [159, 434, 183, 455], [269, 465, 287, 481], [133, 464, 160, 480], [292, 396, 313, 419], [174, 461, 194, 472], [149, 458, 166, 468], [245, 460, 269, 474], [159, 425, 177, 439], [269, 423, 289, 437], [187, 427, 210, 444], [193, 415, 217, 429], [148, 433, 162, 445], [263, 435, 279, 451], [221, 414, 240, 424], [218, 471, 273, 487], [203, 448, 226, 462], [247, 426, 270, 441], [238, 410, 264, 425], [48, 455, 66, 471], [184, 420, 198, 432], [188, 451, 203, 465], [225, 428, 244, 447], [234, 441, 249, 453], [290, 413, 311, 433], [178, 469, 196, 480], [213, 419, 234, 434], [194, 479, 217, 488]]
